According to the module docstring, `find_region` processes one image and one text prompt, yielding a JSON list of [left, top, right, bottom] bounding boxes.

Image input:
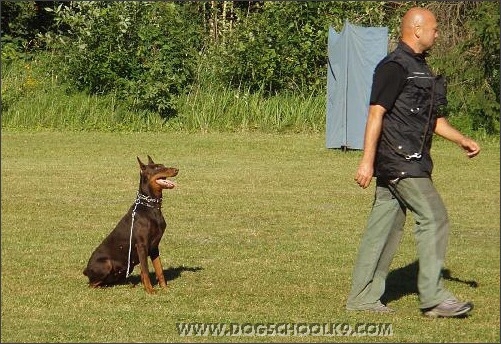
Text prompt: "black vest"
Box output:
[[375, 42, 447, 179]]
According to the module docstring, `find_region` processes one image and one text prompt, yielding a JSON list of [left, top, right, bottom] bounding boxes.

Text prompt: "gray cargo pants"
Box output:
[[346, 177, 455, 310]]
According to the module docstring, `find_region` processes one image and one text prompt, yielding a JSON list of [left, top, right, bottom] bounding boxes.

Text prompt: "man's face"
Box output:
[[419, 16, 439, 51]]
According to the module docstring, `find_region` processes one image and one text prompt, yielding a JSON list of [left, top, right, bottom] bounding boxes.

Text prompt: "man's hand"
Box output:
[[355, 161, 374, 189], [459, 137, 480, 158], [435, 117, 481, 158]]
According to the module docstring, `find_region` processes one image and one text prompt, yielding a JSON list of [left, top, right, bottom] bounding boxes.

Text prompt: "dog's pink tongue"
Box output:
[[157, 179, 176, 189]]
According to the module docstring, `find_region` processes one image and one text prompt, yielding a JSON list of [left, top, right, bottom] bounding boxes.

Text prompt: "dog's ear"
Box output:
[[147, 155, 155, 164], [137, 157, 146, 171]]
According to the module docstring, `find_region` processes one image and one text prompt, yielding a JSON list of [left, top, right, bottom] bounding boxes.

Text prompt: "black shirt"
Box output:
[[370, 61, 406, 111]]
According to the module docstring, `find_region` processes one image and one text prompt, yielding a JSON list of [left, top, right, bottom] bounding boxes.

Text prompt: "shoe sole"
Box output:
[[423, 303, 473, 318], [346, 307, 394, 313]]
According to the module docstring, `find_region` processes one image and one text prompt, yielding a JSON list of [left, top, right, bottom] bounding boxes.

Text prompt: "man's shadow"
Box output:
[[381, 260, 478, 304], [127, 265, 203, 287]]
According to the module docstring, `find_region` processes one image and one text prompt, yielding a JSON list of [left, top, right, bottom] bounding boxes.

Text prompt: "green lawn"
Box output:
[[1, 131, 499, 342]]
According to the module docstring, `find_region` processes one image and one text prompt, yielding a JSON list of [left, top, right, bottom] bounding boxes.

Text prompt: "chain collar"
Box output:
[[135, 191, 162, 209]]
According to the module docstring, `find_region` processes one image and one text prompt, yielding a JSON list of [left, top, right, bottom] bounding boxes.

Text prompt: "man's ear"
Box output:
[[414, 25, 422, 39]]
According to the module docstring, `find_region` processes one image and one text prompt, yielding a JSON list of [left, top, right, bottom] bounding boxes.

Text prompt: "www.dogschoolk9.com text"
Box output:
[[176, 322, 393, 337]]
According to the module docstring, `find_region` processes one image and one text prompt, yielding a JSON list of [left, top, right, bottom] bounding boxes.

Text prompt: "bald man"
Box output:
[[346, 7, 479, 317]]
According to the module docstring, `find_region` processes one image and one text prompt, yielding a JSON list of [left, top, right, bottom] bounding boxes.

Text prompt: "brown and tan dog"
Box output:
[[83, 156, 178, 293]]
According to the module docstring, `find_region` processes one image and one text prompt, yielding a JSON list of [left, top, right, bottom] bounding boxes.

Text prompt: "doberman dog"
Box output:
[[83, 155, 178, 294]]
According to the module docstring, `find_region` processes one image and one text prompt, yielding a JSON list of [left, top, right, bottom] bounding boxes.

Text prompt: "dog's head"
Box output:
[[137, 155, 178, 197], [83, 256, 113, 287]]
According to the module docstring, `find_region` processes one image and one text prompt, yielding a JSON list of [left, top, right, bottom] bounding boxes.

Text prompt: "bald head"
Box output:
[[400, 7, 439, 53]]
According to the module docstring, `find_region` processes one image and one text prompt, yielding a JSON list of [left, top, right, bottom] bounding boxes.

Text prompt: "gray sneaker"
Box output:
[[369, 302, 394, 313], [423, 298, 473, 318], [347, 301, 394, 313]]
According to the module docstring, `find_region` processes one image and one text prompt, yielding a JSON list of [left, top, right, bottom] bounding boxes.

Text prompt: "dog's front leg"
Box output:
[[151, 256, 167, 288], [136, 243, 155, 294]]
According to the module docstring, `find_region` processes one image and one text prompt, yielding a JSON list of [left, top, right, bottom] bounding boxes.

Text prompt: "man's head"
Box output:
[[401, 7, 439, 53]]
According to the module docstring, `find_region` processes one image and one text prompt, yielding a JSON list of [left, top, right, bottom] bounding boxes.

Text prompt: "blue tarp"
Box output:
[[326, 21, 388, 150]]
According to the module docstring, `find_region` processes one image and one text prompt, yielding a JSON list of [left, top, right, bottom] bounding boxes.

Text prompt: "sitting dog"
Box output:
[[83, 155, 178, 294]]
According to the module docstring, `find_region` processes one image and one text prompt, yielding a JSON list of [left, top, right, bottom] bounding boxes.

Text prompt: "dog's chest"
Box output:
[[147, 212, 166, 248], [149, 210, 166, 233]]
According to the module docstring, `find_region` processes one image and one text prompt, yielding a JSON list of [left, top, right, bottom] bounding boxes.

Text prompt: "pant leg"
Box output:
[[388, 178, 454, 309], [346, 183, 406, 310]]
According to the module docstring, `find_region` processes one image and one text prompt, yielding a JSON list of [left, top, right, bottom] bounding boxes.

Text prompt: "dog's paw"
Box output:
[[145, 287, 156, 294]]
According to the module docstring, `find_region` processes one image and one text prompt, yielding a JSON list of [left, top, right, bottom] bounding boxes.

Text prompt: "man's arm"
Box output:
[[355, 104, 387, 188], [434, 117, 480, 158]]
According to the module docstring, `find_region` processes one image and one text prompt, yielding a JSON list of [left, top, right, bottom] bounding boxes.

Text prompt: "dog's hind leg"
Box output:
[[136, 244, 155, 294], [152, 257, 167, 288]]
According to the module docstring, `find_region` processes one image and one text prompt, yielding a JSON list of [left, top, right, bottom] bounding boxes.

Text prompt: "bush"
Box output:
[[430, 1, 500, 135], [207, 2, 392, 96], [2, 1, 498, 135], [45, 2, 204, 118], [209, 2, 331, 96]]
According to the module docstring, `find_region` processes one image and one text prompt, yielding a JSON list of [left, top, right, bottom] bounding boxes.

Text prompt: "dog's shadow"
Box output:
[[127, 265, 203, 287], [381, 260, 478, 304]]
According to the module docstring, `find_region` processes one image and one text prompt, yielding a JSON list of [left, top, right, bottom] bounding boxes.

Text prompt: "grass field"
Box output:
[[1, 131, 499, 343]]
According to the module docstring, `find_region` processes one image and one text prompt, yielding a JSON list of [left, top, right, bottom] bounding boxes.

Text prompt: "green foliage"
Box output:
[[430, 2, 500, 136], [462, 1, 500, 135], [44, 2, 204, 118], [0, 1, 58, 55], [1, 1, 499, 135], [216, 2, 330, 95], [1, 2, 34, 63], [0, 51, 48, 113], [1, 55, 165, 132], [208, 2, 397, 96], [1, 55, 326, 134], [174, 84, 325, 133]]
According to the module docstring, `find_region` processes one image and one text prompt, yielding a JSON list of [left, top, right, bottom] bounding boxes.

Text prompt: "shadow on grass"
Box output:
[[163, 265, 204, 281], [381, 260, 478, 304], [85, 265, 204, 289], [126, 265, 204, 287]]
